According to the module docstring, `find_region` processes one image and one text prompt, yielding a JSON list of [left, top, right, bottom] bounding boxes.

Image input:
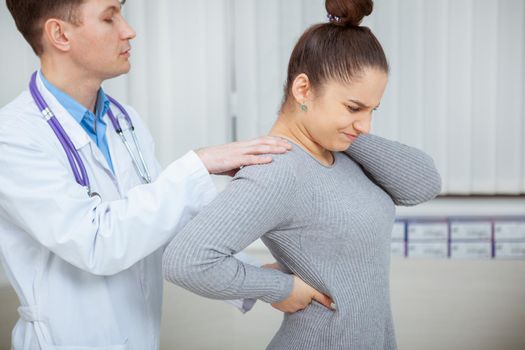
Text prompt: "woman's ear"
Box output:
[[42, 18, 72, 53], [291, 73, 313, 106]]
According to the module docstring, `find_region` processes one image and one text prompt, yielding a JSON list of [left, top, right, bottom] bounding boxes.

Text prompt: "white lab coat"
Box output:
[[0, 73, 218, 350]]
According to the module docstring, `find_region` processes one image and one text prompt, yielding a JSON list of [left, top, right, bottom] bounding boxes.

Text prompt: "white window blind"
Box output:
[[122, 0, 232, 166], [1, 0, 523, 194], [232, 0, 525, 195]]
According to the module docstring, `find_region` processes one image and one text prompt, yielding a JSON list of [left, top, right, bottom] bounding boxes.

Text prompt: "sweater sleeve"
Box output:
[[162, 156, 296, 304], [345, 134, 442, 206]]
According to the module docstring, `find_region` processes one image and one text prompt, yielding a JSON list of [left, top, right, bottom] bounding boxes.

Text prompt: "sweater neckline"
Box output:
[[271, 135, 337, 169]]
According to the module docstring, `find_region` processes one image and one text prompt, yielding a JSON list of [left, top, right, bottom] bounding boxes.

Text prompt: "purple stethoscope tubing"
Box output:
[[30, 72, 88, 189], [29, 71, 151, 196]]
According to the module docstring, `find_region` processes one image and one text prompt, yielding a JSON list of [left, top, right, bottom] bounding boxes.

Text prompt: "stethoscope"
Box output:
[[29, 71, 152, 197]]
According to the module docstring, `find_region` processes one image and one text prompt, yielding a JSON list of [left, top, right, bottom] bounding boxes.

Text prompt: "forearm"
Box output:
[[163, 245, 293, 303], [163, 159, 297, 303], [345, 134, 442, 206], [79, 151, 216, 275], [1, 144, 216, 276]]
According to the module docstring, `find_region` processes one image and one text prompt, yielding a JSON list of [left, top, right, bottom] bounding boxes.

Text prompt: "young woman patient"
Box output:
[[163, 0, 441, 348]]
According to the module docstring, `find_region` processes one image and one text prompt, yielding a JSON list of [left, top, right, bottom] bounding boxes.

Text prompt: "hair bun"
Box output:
[[326, 0, 373, 27]]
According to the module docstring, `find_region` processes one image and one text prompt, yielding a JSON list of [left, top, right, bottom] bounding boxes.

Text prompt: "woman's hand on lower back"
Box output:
[[271, 276, 335, 313]]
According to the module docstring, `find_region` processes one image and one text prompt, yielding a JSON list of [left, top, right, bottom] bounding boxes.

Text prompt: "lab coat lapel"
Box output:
[[36, 72, 116, 177], [106, 117, 136, 191]]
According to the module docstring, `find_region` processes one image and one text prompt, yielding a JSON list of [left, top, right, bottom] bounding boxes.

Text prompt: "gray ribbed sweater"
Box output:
[[163, 134, 441, 350]]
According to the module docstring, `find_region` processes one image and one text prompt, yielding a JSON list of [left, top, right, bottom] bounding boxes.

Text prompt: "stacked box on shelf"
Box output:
[[390, 221, 406, 257], [494, 220, 525, 259], [406, 220, 448, 258], [449, 220, 492, 259]]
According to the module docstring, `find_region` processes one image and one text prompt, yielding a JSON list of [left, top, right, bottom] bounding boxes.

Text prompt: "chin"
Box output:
[[103, 65, 131, 80], [117, 62, 131, 75], [327, 142, 350, 153]]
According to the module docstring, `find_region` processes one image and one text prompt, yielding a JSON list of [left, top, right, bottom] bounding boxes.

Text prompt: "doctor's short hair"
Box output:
[[5, 0, 127, 56]]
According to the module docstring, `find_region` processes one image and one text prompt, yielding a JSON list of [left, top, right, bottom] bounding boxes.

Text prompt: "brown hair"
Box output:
[[282, 0, 388, 107], [5, 0, 87, 56]]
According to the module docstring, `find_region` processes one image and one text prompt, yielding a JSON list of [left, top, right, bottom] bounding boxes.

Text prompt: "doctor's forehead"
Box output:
[[81, 0, 124, 12]]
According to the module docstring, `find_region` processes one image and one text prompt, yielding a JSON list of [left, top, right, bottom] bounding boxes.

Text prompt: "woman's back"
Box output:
[[262, 144, 396, 349], [163, 134, 441, 349]]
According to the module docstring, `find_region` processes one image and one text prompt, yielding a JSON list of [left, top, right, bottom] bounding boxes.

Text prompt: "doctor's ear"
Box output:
[[43, 19, 73, 53], [291, 73, 314, 107]]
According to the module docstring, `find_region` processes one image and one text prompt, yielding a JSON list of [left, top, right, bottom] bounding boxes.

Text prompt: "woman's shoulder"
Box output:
[[233, 148, 303, 187]]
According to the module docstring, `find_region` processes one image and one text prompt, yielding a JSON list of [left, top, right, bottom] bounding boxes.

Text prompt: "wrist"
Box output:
[[194, 148, 210, 173]]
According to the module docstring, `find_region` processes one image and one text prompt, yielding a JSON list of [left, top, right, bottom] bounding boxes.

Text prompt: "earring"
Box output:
[[300, 103, 308, 112]]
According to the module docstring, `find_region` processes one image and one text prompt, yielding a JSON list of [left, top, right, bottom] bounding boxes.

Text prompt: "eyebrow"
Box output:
[[348, 99, 380, 109], [102, 5, 121, 15]]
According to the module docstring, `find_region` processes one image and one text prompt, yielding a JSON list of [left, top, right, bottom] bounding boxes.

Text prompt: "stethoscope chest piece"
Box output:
[[89, 191, 101, 199]]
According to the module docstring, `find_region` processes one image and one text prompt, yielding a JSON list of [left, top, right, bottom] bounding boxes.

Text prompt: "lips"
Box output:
[[343, 132, 358, 142]]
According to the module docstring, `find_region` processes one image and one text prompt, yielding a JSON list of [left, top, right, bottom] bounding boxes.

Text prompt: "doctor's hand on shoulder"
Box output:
[[196, 136, 292, 177]]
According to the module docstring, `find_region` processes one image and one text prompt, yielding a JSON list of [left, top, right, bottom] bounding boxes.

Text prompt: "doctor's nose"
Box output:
[[120, 18, 137, 41]]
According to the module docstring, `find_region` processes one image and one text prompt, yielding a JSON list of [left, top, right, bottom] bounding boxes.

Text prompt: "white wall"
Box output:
[[121, 0, 233, 166]]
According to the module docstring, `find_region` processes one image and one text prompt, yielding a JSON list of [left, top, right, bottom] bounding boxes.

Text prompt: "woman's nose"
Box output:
[[353, 117, 371, 135]]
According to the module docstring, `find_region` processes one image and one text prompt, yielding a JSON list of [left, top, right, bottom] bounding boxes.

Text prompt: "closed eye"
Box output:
[[346, 105, 361, 113], [101, 6, 120, 23]]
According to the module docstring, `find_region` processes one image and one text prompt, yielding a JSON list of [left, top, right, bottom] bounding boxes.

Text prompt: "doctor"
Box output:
[[0, 0, 292, 349]]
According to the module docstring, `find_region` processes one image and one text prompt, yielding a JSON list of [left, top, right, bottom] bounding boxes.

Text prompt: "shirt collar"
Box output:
[[40, 73, 110, 124]]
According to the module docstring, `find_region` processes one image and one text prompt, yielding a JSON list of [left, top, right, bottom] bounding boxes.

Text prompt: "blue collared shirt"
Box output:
[[41, 74, 114, 173]]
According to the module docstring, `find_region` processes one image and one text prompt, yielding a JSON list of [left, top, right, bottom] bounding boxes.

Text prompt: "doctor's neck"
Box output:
[[40, 58, 102, 114]]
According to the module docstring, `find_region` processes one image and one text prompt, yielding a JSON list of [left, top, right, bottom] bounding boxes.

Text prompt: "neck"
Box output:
[[270, 110, 334, 166], [40, 56, 101, 113]]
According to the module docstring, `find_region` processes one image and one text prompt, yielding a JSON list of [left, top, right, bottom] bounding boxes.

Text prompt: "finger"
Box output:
[[263, 146, 288, 154], [262, 263, 281, 270], [256, 136, 280, 143], [245, 137, 268, 147], [271, 303, 294, 314], [252, 155, 273, 164], [271, 304, 284, 313], [252, 145, 290, 156], [282, 141, 293, 150], [295, 305, 307, 312], [292, 302, 307, 313], [266, 137, 293, 150], [241, 155, 273, 166], [251, 136, 291, 149], [312, 292, 335, 311], [231, 155, 272, 170], [216, 169, 238, 177]]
